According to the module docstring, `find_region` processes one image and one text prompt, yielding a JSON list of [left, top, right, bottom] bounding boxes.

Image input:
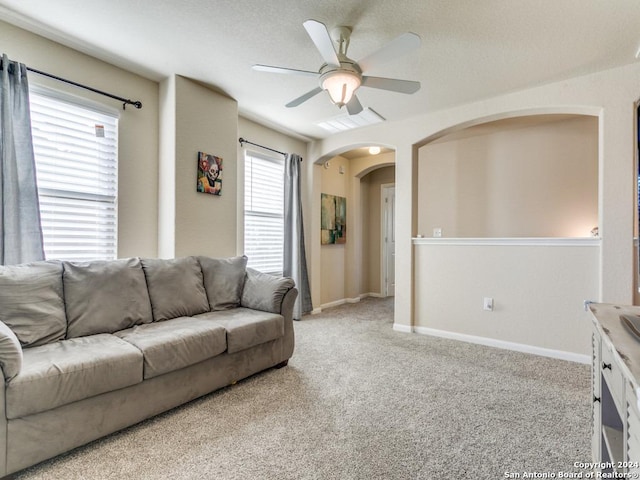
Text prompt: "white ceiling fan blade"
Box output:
[[252, 64, 319, 78], [346, 95, 363, 115], [361, 76, 421, 94], [303, 19, 340, 67], [286, 87, 324, 108], [357, 32, 421, 73]]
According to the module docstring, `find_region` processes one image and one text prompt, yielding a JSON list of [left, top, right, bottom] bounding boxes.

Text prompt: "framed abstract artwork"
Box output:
[[197, 152, 223, 196], [321, 193, 346, 245]]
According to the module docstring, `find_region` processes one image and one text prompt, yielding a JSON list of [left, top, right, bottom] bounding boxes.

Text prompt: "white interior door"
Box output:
[[382, 185, 395, 297]]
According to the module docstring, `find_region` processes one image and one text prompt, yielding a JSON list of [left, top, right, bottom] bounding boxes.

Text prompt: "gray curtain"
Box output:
[[0, 54, 44, 265], [283, 153, 312, 320]]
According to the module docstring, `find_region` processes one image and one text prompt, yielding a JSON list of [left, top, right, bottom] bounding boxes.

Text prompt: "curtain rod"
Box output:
[[26, 67, 143, 110], [238, 137, 288, 157]]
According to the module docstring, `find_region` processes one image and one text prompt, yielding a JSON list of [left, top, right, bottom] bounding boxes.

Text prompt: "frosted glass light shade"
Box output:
[[321, 71, 361, 107]]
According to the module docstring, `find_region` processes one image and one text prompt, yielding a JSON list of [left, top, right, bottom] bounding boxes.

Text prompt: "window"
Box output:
[[244, 150, 284, 275], [29, 89, 118, 261]]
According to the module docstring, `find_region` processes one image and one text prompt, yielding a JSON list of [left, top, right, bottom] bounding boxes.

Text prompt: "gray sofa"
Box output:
[[0, 255, 297, 477]]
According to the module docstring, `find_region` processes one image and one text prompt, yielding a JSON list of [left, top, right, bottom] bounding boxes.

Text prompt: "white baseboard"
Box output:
[[412, 326, 590, 364], [362, 292, 384, 299], [392, 323, 413, 334], [315, 293, 386, 313], [321, 303, 587, 364], [320, 296, 364, 310], [320, 299, 346, 310], [320, 298, 344, 311]]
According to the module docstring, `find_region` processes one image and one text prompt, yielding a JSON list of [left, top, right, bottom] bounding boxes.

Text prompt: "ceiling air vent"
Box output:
[[317, 108, 385, 133]]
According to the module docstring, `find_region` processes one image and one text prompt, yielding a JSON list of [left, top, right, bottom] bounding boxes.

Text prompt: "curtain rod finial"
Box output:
[[123, 100, 143, 110]]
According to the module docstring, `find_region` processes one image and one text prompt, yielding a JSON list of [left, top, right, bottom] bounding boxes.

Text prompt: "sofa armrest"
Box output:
[[0, 322, 22, 381], [241, 268, 296, 314]]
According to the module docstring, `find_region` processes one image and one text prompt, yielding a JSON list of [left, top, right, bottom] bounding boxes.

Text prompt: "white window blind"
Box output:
[[244, 150, 284, 275], [29, 91, 118, 261]]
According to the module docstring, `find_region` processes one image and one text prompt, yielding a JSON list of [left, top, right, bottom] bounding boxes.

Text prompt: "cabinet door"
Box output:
[[592, 328, 602, 462], [627, 386, 640, 470]]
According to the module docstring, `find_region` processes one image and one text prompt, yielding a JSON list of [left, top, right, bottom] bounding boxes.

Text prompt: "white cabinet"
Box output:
[[590, 303, 640, 474]]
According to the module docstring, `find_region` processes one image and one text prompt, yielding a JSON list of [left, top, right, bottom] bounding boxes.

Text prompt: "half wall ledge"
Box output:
[[412, 237, 601, 247]]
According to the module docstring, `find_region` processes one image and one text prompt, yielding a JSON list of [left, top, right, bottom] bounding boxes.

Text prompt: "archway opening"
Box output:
[[417, 113, 598, 239], [317, 146, 396, 309]]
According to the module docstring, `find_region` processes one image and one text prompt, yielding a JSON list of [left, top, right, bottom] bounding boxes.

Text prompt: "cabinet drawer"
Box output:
[[602, 342, 625, 415]]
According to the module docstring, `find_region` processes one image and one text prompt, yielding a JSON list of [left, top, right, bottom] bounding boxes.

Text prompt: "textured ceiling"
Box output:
[[1, 0, 640, 141]]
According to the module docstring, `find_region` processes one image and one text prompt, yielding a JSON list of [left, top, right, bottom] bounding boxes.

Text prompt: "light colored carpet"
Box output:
[[14, 297, 590, 479]]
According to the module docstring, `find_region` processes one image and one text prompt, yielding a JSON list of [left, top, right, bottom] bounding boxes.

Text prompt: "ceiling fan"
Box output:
[[252, 19, 421, 116]]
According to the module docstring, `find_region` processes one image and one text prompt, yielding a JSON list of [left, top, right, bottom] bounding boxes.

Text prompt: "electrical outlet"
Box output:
[[433, 227, 442, 237], [483, 297, 494, 311]]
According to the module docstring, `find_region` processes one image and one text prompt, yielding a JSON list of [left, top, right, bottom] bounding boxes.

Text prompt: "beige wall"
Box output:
[[348, 152, 396, 302], [159, 75, 239, 258], [158, 76, 176, 257], [418, 116, 599, 238], [361, 166, 395, 293], [318, 153, 396, 306], [320, 156, 350, 306], [175, 77, 238, 258], [414, 240, 599, 358], [0, 20, 160, 258]]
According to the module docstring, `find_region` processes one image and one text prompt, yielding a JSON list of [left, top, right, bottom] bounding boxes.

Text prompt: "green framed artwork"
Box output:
[[321, 193, 346, 245]]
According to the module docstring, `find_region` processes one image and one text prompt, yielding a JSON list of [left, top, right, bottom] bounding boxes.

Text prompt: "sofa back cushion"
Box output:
[[241, 268, 295, 314], [141, 257, 209, 321], [198, 255, 247, 310], [0, 260, 67, 347], [63, 258, 153, 338]]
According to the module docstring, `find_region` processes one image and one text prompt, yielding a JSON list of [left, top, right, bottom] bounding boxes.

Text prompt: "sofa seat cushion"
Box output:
[[6, 334, 143, 419], [115, 317, 227, 379], [194, 308, 284, 354]]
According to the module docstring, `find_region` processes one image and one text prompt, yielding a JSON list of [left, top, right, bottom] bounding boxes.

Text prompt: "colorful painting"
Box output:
[[321, 193, 347, 245], [197, 152, 222, 196]]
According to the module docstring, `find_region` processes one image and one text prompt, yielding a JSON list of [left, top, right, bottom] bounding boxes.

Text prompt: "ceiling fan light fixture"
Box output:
[[321, 70, 361, 108], [255, 20, 421, 115]]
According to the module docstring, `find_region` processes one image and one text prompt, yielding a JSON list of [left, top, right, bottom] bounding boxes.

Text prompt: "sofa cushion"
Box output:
[[115, 317, 227, 379], [198, 255, 247, 311], [241, 268, 295, 314], [6, 334, 143, 419], [141, 257, 209, 321], [194, 308, 284, 354], [0, 260, 66, 347], [63, 258, 154, 338]]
